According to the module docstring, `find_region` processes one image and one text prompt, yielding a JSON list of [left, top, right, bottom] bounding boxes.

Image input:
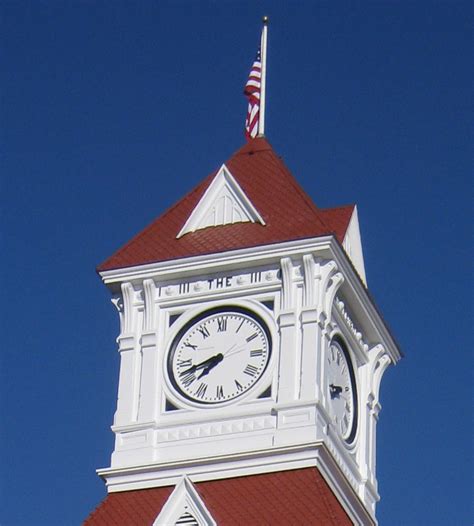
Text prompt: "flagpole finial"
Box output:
[[262, 15, 269, 24]]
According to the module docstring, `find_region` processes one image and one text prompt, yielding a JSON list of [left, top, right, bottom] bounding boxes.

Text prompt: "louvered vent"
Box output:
[[175, 510, 199, 525]]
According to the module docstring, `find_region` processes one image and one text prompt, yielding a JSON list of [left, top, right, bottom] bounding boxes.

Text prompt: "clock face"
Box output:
[[167, 307, 271, 405], [327, 339, 357, 442]]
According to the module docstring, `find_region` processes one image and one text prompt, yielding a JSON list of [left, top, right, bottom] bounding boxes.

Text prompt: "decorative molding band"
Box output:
[[155, 415, 275, 443], [335, 296, 369, 352], [157, 268, 280, 300]]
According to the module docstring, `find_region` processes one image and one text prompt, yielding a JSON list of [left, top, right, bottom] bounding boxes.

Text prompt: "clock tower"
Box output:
[[85, 137, 401, 525]]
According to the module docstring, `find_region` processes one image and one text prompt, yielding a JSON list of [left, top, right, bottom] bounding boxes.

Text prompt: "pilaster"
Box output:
[[276, 257, 297, 404]]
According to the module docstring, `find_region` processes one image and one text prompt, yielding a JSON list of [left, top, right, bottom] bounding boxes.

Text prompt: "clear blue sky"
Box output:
[[1, 2, 472, 525]]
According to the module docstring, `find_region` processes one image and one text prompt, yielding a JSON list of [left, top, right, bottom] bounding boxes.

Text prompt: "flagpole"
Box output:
[[258, 16, 268, 137]]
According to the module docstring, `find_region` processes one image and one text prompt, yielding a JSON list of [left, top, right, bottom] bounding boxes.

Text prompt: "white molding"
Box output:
[[153, 475, 216, 526], [176, 164, 265, 238], [98, 442, 375, 526]]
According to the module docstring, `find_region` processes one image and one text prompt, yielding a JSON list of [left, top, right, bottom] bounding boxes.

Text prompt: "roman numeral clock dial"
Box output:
[[326, 339, 358, 443], [167, 308, 272, 405]]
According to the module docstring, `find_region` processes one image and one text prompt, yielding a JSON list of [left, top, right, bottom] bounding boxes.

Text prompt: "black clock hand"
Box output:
[[329, 383, 343, 398], [182, 353, 224, 375], [196, 353, 224, 379]]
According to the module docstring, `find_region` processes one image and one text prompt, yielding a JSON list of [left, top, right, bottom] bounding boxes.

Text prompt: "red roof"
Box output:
[[84, 467, 353, 525], [98, 138, 354, 271]]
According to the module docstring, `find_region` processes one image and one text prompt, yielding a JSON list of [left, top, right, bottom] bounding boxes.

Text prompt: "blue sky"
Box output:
[[1, 2, 472, 525]]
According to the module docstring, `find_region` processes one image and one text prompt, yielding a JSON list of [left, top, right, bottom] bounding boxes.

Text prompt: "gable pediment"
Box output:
[[177, 164, 265, 238], [153, 476, 216, 526]]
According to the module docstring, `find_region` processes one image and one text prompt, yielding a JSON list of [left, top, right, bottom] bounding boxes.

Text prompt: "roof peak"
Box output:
[[233, 136, 273, 157]]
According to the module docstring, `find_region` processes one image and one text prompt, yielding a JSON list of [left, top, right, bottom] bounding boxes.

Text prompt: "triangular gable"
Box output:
[[318, 204, 366, 284], [177, 164, 265, 238], [153, 476, 216, 526], [341, 205, 367, 285]]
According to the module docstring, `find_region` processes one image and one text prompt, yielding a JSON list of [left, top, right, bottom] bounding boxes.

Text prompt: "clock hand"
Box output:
[[196, 353, 224, 379], [329, 383, 343, 398], [222, 343, 237, 356], [181, 353, 224, 375], [225, 345, 253, 358]]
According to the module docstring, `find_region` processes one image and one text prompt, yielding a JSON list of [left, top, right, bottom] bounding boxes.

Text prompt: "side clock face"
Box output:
[[327, 339, 357, 443], [167, 307, 271, 405]]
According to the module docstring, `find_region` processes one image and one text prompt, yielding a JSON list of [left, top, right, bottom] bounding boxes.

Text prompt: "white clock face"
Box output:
[[168, 307, 271, 405], [327, 339, 357, 442]]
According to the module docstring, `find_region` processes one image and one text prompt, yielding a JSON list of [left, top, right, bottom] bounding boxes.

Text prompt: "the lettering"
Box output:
[[207, 276, 233, 290]]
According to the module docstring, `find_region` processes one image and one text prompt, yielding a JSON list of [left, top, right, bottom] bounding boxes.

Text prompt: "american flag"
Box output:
[[244, 48, 262, 139]]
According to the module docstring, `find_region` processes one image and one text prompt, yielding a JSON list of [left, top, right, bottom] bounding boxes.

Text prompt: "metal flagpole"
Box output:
[[258, 16, 268, 137]]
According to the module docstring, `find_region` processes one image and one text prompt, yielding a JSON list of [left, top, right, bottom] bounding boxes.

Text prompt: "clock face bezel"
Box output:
[[165, 305, 273, 408], [327, 337, 358, 444]]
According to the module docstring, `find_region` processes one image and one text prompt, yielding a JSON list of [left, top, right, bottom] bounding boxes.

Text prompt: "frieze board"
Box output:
[[157, 268, 280, 300]]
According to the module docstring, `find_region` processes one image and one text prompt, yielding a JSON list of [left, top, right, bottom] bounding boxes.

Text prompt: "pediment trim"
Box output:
[[153, 475, 216, 526], [177, 164, 265, 238]]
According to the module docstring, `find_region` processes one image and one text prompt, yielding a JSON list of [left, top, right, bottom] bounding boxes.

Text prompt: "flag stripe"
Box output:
[[244, 48, 262, 139]]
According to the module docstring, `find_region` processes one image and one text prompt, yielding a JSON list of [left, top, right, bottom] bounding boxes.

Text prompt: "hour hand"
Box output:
[[196, 353, 224, 379], [329, 383, 343, 398], [182, 353, 223, 375]]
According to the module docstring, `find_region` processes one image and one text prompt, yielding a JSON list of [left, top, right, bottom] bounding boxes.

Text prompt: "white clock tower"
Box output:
[[85, 137, 401, 525]]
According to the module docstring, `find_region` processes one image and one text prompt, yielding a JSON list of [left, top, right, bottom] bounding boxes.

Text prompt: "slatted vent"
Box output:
[[175, 510, 199, 525]]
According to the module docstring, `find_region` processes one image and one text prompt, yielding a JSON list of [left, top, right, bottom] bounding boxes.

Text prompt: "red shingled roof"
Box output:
[[98, 138, 354, 271], [85, 467, 353, 525]]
